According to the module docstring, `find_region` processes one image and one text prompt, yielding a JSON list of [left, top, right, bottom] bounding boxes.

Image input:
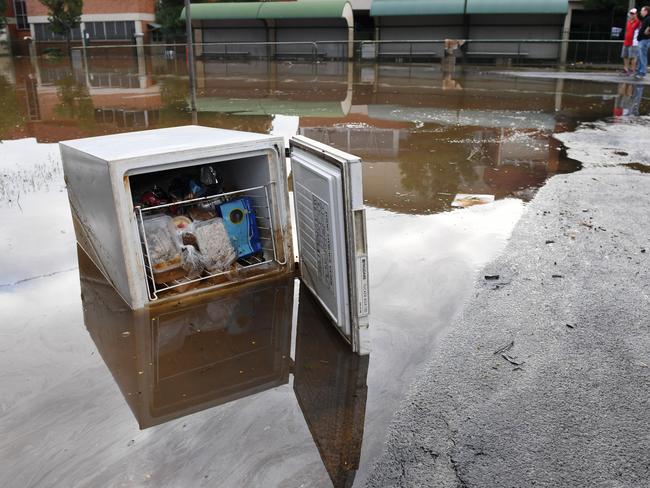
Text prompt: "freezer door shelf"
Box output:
[[135, 183, 286, 302]]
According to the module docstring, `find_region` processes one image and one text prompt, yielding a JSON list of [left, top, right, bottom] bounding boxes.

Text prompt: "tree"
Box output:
[[155, 0, 251, 42], [0, 0, 7, 29], [0, 74, 23, 138], [54, 75, 95, 128], [39, 0, 82, 56], [156, 0, 185, 42]]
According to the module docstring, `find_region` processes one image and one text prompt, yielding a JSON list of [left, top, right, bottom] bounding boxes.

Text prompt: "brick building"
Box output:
[[5, 0, 156, 54]]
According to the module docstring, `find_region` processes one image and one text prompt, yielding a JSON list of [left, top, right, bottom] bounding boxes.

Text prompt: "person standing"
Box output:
[[634, 6, 650, 80], [622, 8, 640, 75]]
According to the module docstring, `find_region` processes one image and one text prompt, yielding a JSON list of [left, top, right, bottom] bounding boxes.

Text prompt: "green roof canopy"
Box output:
[[370, 0, 465, 16], [370, 0, 568, 16], [259, 0, 349, 19], [181, 1, 351, 21], [466, 0, 568, 14]]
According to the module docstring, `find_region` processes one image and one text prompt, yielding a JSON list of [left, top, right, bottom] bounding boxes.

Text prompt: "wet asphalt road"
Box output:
[[366, 122, 650, 487]]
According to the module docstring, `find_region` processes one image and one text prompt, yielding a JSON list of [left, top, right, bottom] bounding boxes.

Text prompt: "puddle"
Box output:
[[80, 249, 367, 486], [0, 164, 524, 487], [1, 55, 647, 488]]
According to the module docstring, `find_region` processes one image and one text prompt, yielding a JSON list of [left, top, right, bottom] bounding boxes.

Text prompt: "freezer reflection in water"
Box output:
[[78, 249, 368, 488]]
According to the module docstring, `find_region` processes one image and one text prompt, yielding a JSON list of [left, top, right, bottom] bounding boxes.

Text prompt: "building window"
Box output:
[[34, 23, 81, 41], [14, 0, 29, 30], [88, 72, 140, 89], [94, 108, 159, 128], [84, 21, 136, 41]]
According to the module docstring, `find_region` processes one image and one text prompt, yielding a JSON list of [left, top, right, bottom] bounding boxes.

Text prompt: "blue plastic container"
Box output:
[[218, 197, 263, 258]]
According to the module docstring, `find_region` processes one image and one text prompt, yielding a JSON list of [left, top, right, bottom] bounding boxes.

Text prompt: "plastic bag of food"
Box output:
[[180, 244, 205, 279], [194, 218, 237, 272], [143, 215, 182, 273]]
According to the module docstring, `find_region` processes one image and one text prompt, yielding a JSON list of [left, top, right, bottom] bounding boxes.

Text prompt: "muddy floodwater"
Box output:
[[1, 54, 647, 488]]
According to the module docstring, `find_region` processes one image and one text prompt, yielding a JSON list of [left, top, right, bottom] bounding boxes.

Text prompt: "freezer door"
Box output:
[[290, 135, 369, 354]]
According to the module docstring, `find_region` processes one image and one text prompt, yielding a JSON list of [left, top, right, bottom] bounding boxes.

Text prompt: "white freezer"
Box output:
[[60, 125, 369, 354]]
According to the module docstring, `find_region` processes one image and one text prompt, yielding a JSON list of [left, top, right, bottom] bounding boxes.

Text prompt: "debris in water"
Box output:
[[494, 340, 514, 355], [451, 194, 495, 208], [545, 240, 555, 244], [625, 163, 650, 174], [552, 274, 563, 278], [565, 323, 575, 329], [501, 353, 524, 366], [485, 275, 500, 280]]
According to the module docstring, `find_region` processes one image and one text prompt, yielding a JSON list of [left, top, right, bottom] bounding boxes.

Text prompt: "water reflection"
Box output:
[[79, 248, 368, 488], [3, 55, 647, 214], [613, 83, 644, 118]]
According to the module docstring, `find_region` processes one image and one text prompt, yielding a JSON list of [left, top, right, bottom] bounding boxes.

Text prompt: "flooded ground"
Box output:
[[1, 54, 648, 488]]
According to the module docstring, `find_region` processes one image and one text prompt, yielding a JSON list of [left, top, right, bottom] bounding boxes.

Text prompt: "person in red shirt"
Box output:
[[622, 8, 641, 75]]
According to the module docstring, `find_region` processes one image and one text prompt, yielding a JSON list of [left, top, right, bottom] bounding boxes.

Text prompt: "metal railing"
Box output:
[[66, 38, 628, 66]]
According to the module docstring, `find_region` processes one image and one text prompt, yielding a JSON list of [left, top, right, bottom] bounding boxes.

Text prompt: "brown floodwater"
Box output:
[[1, 53, 647, 488]]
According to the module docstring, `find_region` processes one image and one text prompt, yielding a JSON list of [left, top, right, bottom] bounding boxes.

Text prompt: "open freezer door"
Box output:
[[290, 135, 370, 354]]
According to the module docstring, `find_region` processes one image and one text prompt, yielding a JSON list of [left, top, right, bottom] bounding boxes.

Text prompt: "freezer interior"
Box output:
[[128, 154, 288, 302]]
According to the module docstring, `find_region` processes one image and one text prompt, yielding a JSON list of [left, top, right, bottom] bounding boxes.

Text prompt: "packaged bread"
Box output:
[[142, 215, 183, 281]]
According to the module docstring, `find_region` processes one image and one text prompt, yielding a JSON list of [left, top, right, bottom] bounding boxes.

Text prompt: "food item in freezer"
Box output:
[[194, 218, 237, 272], [188, 205, 216, 222], [139, 186, 169, 207], [189, 179, 206, 198], [200, 165, 224, 196], [143, 215, 181, 270], [180, 244, 205, 279], [142, 215, 184, 283], [172, 216, 192, 233], [219, 198, 263, 258], [169, 176, 206, 201], [182, 231, 198, 248]]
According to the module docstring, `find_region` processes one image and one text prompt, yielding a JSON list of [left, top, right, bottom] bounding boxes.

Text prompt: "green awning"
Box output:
[[259, 0, 350, 19], [466, 0, 568, 14], [181, 1, 351, 21], [370, 0, 568, 16], [370, 0, 465, 16]]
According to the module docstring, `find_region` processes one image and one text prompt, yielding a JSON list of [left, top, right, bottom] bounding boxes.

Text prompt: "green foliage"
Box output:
[[54, 76, 95, 128], [583, 0, 630, 12], [0, 74, 23, 138], [43, 47, 65, 59], [39, 0, 83, 40], [155, 0, 252, 41], [156, 0, 185, 41], [0, 0, 7, 29]]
